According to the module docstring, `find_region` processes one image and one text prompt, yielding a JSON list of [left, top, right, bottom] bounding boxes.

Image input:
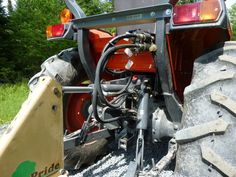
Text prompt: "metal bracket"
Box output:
[[64, 129, 111, 150], [139, 138, 177, 177], [72, 2, 182, 123], [77, 29, 96, 82], [155, 19, 182, 123], [118, 133, 135, 151], [72, 4, 172, 29], [64, 0, 86, 18]]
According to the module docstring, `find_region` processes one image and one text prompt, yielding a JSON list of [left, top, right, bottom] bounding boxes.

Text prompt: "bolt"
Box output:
[[53, 87, 61, 98], [165, 9, 172, 16], [52, 105, 57, 112], [59, 169, 69, 176], [150, 11, 156, 17], [174, 124, 178, 130], [153, 139, 158, 143]]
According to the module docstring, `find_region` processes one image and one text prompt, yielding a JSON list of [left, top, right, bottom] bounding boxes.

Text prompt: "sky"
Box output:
[[226, 0, 236, 8], [1, 0, 235, 10]]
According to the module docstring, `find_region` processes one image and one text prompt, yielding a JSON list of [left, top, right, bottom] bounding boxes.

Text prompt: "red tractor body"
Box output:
[[41, 0, 235, 176]]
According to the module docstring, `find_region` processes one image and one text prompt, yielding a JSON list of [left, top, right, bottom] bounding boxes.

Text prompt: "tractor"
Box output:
[[0, 0, 236, 176]]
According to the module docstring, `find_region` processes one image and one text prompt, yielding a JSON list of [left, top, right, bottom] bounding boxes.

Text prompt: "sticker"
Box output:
[[125, 60, 134, 70], [12, 161, 36, 177], [12, 161, 60, 177]]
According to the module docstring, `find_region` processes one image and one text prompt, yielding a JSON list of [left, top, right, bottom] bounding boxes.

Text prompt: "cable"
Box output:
[[92, 44, 140, 123], [102, 33, 138, 75], [102, 33, 138, 54], [96, 44, 139, 108]]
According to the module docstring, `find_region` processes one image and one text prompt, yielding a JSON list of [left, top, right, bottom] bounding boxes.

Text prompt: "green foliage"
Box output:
[[0, 0, 113, 84], [177, 0, 195, 5], [77, 0, 113, 15], [7, 0, 13, 14], [229, 3, 236, 40], [0, 0, 14, 83], [0, 81, 28, 124], [4, 0, 73, 83]]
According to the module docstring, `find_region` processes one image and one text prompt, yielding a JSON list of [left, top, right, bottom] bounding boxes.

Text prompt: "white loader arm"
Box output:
[[0, 76, 63, 177]]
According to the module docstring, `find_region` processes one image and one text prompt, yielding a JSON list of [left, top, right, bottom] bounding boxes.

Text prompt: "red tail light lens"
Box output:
[[173, 0, 221, 25], [46, 24, 65, 38]]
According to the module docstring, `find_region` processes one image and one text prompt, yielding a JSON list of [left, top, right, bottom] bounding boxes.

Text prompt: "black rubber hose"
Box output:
[[92, 44, 140, 123], [96, 44, 139, 108], [102, 33, 138, 54], [92, 90, 128, 123], [102, 33, 138, 75]]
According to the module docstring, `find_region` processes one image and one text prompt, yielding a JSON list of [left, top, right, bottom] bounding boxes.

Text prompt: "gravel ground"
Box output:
[[69, 142, 175, 177], [0, 124, 174, 177]]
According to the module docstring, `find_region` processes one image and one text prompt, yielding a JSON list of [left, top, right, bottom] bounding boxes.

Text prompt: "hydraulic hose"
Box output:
[[102, 33, 138, 75], [96, 44, 139, 108], [92, 44, 140, 123], [102, 33, 138, 54]]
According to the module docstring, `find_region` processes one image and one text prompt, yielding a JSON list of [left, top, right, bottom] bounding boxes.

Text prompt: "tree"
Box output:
[[2, 0, 112, 83], [77, 0, 112, 15], [0, 0, 15, 83], [7, 0, 13, 14], [177, 0, 194, 5], [229, 3, 236, 40]]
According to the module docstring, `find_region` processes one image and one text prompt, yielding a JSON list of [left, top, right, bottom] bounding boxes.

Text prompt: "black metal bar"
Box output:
[[78, 29, 96, 82], [64, 0, 86, 19], [155, 19, 182, 122], [64, 129, 111, 150], [72, 4, 172, 29]]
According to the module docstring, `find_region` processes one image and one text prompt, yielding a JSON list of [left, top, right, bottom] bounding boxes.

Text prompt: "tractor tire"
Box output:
[[175, 42, 236, 177], [28, 48, 84, 89], [29, 48, 107, 170]]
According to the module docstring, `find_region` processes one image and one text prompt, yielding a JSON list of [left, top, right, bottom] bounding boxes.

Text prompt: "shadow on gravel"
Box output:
[[69, 140, 175, 177]]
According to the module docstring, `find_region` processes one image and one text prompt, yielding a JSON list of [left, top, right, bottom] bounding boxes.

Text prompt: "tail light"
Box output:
[[46, 9, 73, 39], [46, 24, 65, 38], [173, 0, 222, 25], [60, 8, 73, 24]]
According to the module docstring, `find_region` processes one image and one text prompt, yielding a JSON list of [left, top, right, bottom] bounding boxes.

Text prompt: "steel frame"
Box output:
[[71, 2, 182, 122], [74, 3, 172, 82]]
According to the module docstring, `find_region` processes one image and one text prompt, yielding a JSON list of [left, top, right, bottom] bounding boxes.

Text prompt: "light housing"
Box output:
[[60, 8, 73, 24], [173, 0, 222, 25], [46, 24, 65, 38]]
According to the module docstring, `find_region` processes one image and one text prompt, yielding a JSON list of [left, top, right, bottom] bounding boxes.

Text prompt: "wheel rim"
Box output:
[[65, 92, 91, 132]]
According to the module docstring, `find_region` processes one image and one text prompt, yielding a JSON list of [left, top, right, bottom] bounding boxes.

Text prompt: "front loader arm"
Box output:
[[0, 76, 63, 177]]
